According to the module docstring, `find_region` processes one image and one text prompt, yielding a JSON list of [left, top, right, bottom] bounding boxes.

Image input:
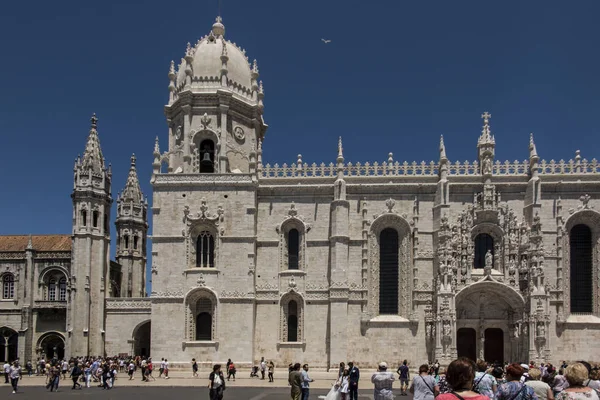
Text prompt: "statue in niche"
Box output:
[[483, 157, 493, 174], [508, 259, 517, 276], [443, 320, 451, 339], [485, 250, 493, 269], [513, 324, 520, 338], [536, 322, 545, 338]]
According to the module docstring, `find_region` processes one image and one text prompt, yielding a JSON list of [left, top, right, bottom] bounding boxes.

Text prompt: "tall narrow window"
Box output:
[[48, 279, 57, 301], [81, 210, 87, 227], [2, 274, 14, 299], [199, 140, 215, 173], [196, 232, 215, 268], [474, 234, 494, 269], [104, 215, 109, 233], [287, 300, 298, 342], [379, 228, 399, 315], [58, 278, 67, 301], [195, 297, 213, 340], [134, 236, 139, 250], [92, 211, 99, 228], [124, 235, 130, 249], [570, 224, 593, 313], [288, 229, 300, 270]]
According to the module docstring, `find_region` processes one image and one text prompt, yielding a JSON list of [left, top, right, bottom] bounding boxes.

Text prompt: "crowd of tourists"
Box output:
[[2, 355, 174, 393], [298, 358, 600, 400]]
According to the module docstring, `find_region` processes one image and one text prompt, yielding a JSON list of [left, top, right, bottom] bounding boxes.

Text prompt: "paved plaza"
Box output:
[[4, 385, 411, 400]]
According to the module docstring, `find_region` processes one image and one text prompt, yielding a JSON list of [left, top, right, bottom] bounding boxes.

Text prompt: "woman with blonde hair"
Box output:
[[525, 368, 554, 400], [556, 363, 600, 400]]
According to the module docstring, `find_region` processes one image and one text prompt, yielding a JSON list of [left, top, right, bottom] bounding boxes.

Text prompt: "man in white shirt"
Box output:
[[164, 359, 169, 379], [9, 361, 21, 394], [260, 357, 266, 380], [159, 358, 165, 377], [3, 361, 10, 384]]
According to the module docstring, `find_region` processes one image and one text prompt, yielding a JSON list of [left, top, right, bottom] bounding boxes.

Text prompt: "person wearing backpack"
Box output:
[[208, 364, 226, 400], [70, 362, 83, 389], [474, 360, 498, 399], [496, 364, 537, 400]]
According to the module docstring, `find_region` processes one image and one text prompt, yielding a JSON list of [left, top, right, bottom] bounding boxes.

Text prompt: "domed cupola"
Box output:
[[172, 16, 258, 102], [161, 16, 267, 176]]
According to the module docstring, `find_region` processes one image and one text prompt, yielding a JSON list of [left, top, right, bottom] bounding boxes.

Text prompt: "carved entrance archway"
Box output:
[[37, 332, 65, 360], [455, 281, 525, 363]]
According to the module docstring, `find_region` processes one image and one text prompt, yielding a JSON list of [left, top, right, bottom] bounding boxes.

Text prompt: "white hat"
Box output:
[[379, 362, 388, 369], [520, 364, 529, 370]]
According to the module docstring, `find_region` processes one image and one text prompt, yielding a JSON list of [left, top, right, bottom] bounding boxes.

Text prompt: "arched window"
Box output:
[[124, 234, 130, 249], [199, 139, 215, 173], [2, 274, 14, 299], [48, 278, 57, 301], [81, 210, 87, 227], [570, 224, 593, 313], [474, 233, 494, 269], [92, 211, 99, 228], [134, 236, 139, 250], [379, 228, 399, 315], [195, 297, 213, 340], [287, 300, 298, 342], [58, 278, 67, 301], [196, 231, 215, 268], [288, 229, 299, 270]]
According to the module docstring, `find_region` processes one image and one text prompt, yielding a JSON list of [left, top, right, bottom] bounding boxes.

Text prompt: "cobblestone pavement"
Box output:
[[3, 385, 415, 400]]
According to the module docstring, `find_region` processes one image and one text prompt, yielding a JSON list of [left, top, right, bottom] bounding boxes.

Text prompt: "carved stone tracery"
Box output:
[[183, 198, 224, 269]]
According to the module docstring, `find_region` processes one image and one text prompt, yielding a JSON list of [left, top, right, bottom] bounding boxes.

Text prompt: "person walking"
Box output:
[[301, 364, 314, 400], [159, 358, 165, 378], [268, 361, 275, 383], [208, 364, 226, 400], [289, 363, 303, 400], [70, 362, 82, 390], [3, 360, 9, 384], [163, 359, 170, 379], [398, 360, 410, 396], [410, 364, 439, 400], [84, 363, 92, 388], [260, 357, 266, 380], [227, 361, 236, 381], [46, 362, 60, 392], [371, 362, 395, 400], [555, 363, 599, 400], [525, 368, 554, 400], [9, 361, 21, 394], [192, 358, 198, 377], [348, 362, 360, 400]]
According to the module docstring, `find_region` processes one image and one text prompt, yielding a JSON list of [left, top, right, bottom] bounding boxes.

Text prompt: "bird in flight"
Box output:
[[321, 38, 331, 44]]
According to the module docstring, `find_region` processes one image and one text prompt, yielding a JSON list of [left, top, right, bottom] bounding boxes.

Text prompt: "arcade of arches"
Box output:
[[455, 284, 525, 364], [0, 327, 18, 362]]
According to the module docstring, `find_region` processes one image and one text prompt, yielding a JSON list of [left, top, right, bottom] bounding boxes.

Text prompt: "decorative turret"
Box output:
[[168, 61, 176, 104], [525, 133, 542, 222], [439, 135, 449, 180], [477, 112, 495, 177], [115, 154, 148, 298], [152, 136, 161, 174], [70, 113, 113, 357], [184, 42, 193, 89], [220, 39, 228, 87], [529, 133, 539, 178], [334, 137, 346, 201]]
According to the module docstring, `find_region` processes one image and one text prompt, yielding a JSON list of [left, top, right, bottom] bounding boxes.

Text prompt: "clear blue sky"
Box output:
[[1, 1, 599, 288]]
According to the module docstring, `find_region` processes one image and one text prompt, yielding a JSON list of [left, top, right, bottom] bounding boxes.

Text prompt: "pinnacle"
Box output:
[[81, 113, 106, 174], [439, 135, 447, 160], [120, 153, 144, 204]]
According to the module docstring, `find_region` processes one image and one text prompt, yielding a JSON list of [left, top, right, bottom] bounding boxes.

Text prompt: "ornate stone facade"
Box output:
[[2, 16, 600, 367]]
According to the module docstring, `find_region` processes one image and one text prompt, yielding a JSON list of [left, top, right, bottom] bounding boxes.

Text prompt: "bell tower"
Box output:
[[68, 114, 112, 357], [115, 154, 148, 298]]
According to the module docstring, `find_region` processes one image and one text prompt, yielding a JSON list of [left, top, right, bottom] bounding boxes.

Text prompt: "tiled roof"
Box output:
[[0, 235, 72, 252]]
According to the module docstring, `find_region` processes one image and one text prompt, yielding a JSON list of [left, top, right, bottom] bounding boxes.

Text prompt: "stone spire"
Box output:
[[477, 112, 495, 177], [478, 111, 495, 146], [439, 135, 449, 181], [529, 133, 538, 159], [168, 60, 176, 104], [439, 135, 448, 162], [81, 114, 106, 174], [337, 136, 344, 164], [120, 154, 144, 204]]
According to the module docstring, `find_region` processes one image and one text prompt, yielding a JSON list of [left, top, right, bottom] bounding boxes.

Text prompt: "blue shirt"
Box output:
[[301, 370, 311, 389]]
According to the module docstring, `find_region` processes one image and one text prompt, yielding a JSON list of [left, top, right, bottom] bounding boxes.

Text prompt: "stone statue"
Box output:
[[513, 324, 519, 338], [443, 320, 451, 338], [537, 322, 545, 338], [483, 157, 492, 174], [485, 250, 493, 269], [509, 259, 516, 275]]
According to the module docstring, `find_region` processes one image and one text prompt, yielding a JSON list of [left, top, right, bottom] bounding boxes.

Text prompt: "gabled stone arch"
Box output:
[[563, 209, 600, 316], [38, 266, 70, 301], [279, 291, 304, 343], [184, 287, 218, 341], [183, 200, 224, 269], [368, 213, 412, 318], [276, 203, 311, 271]]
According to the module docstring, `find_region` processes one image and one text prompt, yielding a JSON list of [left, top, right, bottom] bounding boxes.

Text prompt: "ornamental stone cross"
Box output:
[[481, 112, 491, 124]]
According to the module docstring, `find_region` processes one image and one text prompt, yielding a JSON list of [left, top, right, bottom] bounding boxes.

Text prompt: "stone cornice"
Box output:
[[153, 173, 255, 187]]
